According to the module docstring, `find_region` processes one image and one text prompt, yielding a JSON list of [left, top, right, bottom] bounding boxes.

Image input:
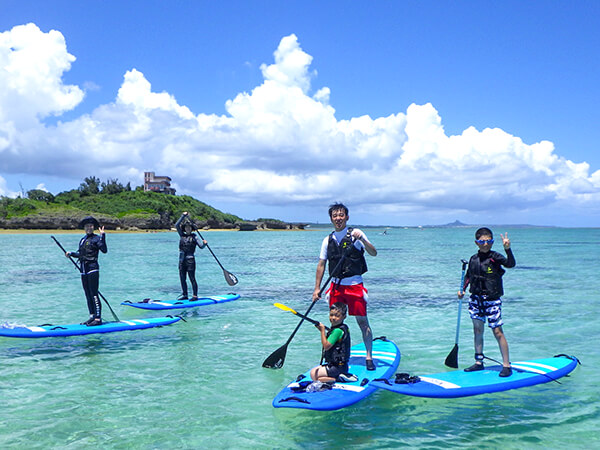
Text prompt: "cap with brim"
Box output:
[[79, 216, 100, 228]]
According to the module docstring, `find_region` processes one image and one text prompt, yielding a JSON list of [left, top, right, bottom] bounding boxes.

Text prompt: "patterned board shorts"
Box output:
[[468, 295, 504, 329]]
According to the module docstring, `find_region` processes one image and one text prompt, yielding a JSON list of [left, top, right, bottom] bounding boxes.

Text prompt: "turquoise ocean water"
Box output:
[[0, 227, 598, 448]]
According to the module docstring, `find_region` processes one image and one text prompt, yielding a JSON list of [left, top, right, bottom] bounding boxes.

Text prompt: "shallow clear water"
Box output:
[[0, 228, 598, 448]]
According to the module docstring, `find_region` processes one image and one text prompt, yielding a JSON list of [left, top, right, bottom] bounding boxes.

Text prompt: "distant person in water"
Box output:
[[458, 227, 516, 377], [312, 202, 378, 370], [66, 216, 107, 326], [175, 212, 207, 300]]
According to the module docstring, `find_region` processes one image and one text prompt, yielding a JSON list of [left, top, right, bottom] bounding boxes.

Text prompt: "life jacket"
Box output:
[[327, 227, 367, 278], [467, 251, 506, 298], [323, 323, 351, 367], [179, 234, 197, 256]]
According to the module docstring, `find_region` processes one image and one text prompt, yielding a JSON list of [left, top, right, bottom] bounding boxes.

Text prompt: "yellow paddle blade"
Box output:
[[273, 303, 298, 315]]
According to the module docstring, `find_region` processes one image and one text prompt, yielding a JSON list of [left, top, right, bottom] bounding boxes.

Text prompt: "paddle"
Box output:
[[189, 223, 238, 286], [445, 259, 469, 368], [274, 303, 329, 330], [51, 235, 120, 322], [262, 237, 355, 369]]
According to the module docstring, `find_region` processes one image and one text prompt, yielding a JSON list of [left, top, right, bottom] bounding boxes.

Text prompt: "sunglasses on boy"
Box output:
[[475, 239, 494, 245]]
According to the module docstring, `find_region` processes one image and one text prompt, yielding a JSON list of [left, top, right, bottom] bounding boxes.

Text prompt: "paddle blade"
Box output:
[[274, 303, 297, 314], [223, 269, 238, 286], [445, 344, 459, 369], [262, 344, 288, 369]]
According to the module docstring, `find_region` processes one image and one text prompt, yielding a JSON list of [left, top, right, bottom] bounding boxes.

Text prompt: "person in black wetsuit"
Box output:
[[66, 216, 107, 326], [458, 227, 516, 377], [175, 212, 207, 300]]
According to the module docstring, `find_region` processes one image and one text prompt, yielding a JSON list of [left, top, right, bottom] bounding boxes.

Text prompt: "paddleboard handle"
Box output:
[[279, 397, 310, 404], [554, 354, 581, 365]]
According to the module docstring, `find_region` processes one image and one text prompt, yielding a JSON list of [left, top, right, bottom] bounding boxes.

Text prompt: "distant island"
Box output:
[[416, 220, 556, 229], [0, 176, 305, 231], [304, 220, 555, 229]]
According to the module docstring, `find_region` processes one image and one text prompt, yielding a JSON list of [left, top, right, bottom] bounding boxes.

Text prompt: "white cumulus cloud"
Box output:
[[0, 24, 599, 224], [0, 23, 83, 126]]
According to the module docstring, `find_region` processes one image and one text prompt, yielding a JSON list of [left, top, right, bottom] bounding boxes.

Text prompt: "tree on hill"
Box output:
[[78, 176, 101, 196], [100, 178, 131, 194], [27, 189, 55, 203]]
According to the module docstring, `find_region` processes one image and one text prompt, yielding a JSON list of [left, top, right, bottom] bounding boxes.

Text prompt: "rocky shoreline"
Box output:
[[0, 212, 305, 231]]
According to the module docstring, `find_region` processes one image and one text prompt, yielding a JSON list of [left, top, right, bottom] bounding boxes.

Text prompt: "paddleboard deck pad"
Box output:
[[121, 293, 240, 310], [371, 354, 579, 398], [273, 337, 400, 411], [0, 316, 181, 338]]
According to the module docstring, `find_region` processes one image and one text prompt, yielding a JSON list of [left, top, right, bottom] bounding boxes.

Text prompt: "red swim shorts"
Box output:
[[326, 283, 368, 316]]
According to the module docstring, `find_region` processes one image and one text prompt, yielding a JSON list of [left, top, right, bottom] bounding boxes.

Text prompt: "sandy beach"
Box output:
[[0, 227, 307, 234], [0, 228, 171, 234]]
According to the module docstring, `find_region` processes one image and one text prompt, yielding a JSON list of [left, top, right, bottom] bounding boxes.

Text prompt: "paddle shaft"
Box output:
[[300, 314, 329, 331], [275, 304, 330, 330], [454, 259, 468, 343], [51, 235, 120, 322], [194, 230, 225, 271], [292, 310, 329, 330], [444, 259, 469, 368], [189, 222, 238, 286], [282, 277, 333, 346], [281, 237, 356, 346]]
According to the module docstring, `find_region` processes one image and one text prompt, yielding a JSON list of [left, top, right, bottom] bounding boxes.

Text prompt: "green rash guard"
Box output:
[[327, 327, 344, 345]]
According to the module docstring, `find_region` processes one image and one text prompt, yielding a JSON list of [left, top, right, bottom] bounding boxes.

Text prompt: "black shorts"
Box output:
[[326, 364, 349, 381], [179, 257, 196, 272]]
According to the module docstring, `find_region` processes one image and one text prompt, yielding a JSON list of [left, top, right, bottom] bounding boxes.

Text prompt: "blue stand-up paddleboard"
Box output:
[[273, 337, 400, 411], [121, 293, 240, 310], [371, 354, 579, 398], [0, 316, 181, 338]]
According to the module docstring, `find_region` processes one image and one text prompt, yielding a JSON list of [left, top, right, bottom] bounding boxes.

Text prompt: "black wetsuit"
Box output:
[[71, 233, 107, 319], [175, 215, 205, 298]]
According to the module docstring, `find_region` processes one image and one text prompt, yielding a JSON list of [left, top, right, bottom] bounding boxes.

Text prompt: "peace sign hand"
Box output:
[[501, 232, 510, 249]]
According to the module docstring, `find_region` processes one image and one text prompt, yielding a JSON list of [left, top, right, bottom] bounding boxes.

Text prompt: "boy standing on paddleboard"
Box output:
[[312, 203, 378, 370], [458, 227, 515, 377]]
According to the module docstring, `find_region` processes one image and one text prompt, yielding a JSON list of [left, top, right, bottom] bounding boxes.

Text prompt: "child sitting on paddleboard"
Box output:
[[458, 227, 516, 377], [310, 302, 354, 383]]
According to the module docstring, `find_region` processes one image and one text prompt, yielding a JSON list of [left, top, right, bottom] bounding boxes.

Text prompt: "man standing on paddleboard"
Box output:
[[312, 203, 378, 370]]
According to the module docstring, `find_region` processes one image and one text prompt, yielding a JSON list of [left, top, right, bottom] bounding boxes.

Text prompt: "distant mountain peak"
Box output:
[[444, 220, 468, 227]]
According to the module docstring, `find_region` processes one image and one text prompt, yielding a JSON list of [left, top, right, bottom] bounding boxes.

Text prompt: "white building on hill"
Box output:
[[144, 172, 176, 195]]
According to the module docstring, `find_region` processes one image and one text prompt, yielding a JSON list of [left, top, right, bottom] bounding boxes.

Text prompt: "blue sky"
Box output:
[[1, 1, 599, 226]]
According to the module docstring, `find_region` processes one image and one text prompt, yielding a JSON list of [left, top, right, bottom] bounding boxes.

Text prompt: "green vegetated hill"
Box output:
[[53, 189, 241, 223], [0, 177, 307, 230], [0, 184, 242, 230]]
